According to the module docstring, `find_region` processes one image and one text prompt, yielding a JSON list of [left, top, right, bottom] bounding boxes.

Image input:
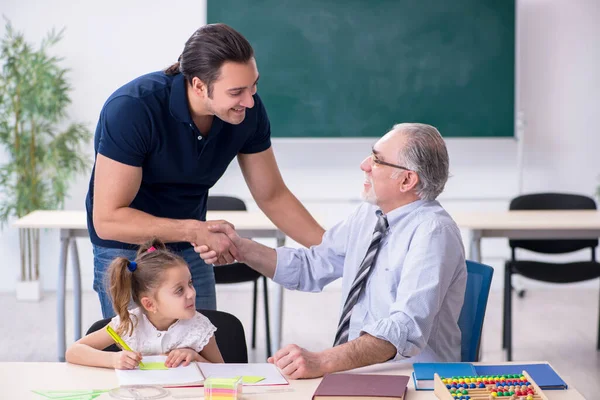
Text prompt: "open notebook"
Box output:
[[115, 356, 288, 387]]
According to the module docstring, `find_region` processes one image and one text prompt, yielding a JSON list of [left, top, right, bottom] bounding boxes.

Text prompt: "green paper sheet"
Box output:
[[139, 362, 169, 370], [241, 376, 266, 384]]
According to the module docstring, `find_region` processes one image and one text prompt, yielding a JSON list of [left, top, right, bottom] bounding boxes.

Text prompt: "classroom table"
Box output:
[[452, 210, 600, 263], [0, 361, 586, 400], [12, 210, 286, 362]]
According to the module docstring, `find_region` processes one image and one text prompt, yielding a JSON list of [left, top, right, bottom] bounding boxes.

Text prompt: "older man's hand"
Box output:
[[267, 344, 327, 379], [192, 222, 245, 265]]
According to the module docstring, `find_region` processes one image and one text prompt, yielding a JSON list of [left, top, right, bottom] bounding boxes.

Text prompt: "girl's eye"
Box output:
[[176, 287, 183, 294]]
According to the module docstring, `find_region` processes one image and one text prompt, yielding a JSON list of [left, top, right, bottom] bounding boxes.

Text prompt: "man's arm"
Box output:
[[196, 214, 351, 290], [268, 334, 397, 379], [194, 228, 277, 278], [360, 221, 466, 359], [93, 154, 236, 261], [238, 148, 325, 247]]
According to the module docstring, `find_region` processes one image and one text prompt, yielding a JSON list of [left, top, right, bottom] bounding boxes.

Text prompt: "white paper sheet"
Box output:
[[115, 356, 205, 387], [198, 363, 288, 386]]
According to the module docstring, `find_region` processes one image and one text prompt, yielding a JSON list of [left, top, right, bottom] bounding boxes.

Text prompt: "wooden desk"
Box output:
[[452, 210, 600, 262], [0, 361, 586, 400], [12, 210, 286, 362]]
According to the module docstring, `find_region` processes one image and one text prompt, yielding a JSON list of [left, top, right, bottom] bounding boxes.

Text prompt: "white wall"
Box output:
[[0, 0, 599, 294]]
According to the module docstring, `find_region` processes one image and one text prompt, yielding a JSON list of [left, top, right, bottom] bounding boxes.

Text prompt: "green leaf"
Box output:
[[0, 19, 92, 226]]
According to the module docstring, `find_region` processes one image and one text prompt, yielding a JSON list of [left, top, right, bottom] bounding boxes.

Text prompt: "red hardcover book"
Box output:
[[313, 373, 409, 400]]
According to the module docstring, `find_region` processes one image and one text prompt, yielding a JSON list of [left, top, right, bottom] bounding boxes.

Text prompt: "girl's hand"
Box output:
[[113, 350, 142, 370], [165, 348, 200, 368]]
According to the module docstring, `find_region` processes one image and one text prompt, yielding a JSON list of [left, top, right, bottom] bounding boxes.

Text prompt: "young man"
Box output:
[[87, 24, 324, 317], [197, 123, 467, 379]]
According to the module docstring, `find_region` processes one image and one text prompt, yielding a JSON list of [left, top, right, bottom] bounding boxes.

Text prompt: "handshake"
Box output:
[[191, 220, 246, 266]]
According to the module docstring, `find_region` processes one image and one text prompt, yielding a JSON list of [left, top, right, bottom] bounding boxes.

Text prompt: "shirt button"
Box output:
[[157, 333, 161, 337], [197, 135, 202, 141]]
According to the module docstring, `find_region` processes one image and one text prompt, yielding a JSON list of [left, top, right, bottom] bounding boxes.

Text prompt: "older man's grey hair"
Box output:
[[391, 123, 449, 201]]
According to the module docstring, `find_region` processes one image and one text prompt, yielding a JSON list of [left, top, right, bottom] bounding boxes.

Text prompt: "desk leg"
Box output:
[[70, 238, 82, 341], [469, 230, 482, 263], [57, 234, 69, 362], [271, 235, 286, 356]]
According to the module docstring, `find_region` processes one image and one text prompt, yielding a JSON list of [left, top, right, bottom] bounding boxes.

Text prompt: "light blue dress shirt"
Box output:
[[274, 200, 467, 362]]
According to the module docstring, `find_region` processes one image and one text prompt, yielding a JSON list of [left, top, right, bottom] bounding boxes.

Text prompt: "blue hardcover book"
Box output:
[[474, 364, 568, 390], [412, 363, 477, 390]]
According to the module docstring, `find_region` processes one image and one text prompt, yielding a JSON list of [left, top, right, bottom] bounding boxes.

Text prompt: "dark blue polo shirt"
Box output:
[[85, 72, 271, 251]]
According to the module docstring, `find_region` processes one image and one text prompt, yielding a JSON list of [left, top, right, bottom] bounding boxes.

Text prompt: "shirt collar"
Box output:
[[382, 199, 427, 229], [168, 73, 225, 135], [169, 73, 193, 124]]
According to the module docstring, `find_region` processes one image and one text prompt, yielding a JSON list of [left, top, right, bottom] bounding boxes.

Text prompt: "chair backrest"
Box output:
[[207, 196, 247, 212], [201, 309, 248, 363], [458, 260, 494, 362], [86, 317, 119, 352], [86, 309, 248, 363], [509, 192, 598, 254]]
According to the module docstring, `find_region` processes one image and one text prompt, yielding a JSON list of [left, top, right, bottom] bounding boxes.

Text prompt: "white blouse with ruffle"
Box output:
[[109, 307, 216, 355]]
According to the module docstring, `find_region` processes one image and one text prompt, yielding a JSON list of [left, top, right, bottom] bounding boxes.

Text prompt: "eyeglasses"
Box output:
[[370, 153, 411, 171]]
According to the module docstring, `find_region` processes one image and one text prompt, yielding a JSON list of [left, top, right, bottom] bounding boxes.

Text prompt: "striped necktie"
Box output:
[[333, 210, 389, 347]]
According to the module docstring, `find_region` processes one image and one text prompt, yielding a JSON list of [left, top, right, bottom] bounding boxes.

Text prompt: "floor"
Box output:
[[1, 286, 598, 399]]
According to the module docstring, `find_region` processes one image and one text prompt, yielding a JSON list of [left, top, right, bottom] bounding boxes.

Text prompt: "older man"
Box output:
[[197, 123, 467, 379]]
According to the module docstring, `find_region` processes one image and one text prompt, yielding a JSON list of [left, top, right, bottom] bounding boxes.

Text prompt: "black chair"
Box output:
[[86, 309, 248, 363], [207, 196, 272, 357], [503, 193, 600, 361]]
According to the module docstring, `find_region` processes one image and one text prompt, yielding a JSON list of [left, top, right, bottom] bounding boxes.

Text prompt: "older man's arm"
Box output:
[[270, 220, 467, 379], [268, 334, 396, 379], [361, 221, 466, 360]]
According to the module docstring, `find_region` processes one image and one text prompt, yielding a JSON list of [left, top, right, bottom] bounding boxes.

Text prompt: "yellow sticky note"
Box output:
[[241, 376, 265, 384], [139, 362, 168, 370]]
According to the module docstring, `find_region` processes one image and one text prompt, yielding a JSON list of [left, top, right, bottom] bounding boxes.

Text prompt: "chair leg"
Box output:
[[251, 280, 258, 349], [262, 276, 272, 358], [504, 265, 513, 361], [597, 281, 600, 351], [502, 264, 508, 350]]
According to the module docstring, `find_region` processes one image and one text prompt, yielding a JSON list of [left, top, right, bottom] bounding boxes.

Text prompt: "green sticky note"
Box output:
[[241, 376, 266, 384], [139, 362, 169, 370]]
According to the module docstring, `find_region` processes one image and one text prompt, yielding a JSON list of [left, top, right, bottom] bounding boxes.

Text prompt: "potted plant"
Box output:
[[0, 21, 91, 300]]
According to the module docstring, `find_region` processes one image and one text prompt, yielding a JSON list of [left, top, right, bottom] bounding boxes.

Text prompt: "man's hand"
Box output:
[[267, 344, 327, 379], [165, 348, 200, 368], [193, 220, 239, 264], [193, 223, 245, 265]]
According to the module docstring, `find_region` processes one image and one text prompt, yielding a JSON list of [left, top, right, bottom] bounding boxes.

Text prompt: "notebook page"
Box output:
[[115, 356, 204, 387], [198, 363, 288, 386]]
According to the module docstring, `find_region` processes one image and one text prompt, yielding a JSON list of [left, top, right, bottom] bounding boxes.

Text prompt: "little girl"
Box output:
[[66, 239, 224, 369]]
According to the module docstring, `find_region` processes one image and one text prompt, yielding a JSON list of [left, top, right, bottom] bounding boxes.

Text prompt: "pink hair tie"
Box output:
[[147, 246, 156, 253]]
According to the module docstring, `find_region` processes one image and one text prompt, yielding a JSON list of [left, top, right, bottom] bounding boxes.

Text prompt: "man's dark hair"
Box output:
[[165, 23, 254, 97]]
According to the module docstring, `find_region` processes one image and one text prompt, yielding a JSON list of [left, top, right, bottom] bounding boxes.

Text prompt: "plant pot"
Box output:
[[16, 279, 43, 302]]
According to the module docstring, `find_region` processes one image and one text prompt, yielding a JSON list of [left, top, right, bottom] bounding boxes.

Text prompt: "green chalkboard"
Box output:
[[208, 0, 515, 138]]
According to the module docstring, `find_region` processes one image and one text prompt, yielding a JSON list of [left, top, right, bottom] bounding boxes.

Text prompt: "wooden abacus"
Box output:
[[433, 370, 549, 400]]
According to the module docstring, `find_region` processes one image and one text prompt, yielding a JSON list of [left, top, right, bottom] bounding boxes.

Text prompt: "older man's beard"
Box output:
[[360, 176, 378, 205]]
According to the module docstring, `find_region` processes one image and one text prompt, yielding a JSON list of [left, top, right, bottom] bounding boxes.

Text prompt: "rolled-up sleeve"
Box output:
[[360, 220, 465, 359], [273, 213, 354, 292]]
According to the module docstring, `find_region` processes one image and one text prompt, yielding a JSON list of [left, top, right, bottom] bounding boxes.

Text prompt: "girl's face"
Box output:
[[153, 264, 197, 320]]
